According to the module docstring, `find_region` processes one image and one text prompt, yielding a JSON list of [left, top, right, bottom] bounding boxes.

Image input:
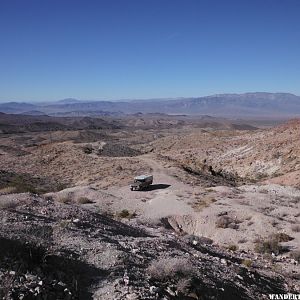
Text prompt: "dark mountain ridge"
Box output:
[[0, 113, 119, 133]]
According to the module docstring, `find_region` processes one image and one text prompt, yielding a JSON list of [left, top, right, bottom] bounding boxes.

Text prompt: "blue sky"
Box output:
[[0, 0, 300, 102]]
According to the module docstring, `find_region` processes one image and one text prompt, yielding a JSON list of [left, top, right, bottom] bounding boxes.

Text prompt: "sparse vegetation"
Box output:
[[227, 244, 238, 251], [256, 173, 268, 181], [176, 277, 192, 294], [254, 238, 282, 255], [242, 259, 253, 268], [0, 171, 67, 195], [7, 176, 39, 194], [58, 219, 71, 229], [291, 224, 300, 232], [147, 257, 195, 281], [271, 220, 279, 227], [82, 144, 93, 154], [238, 238, 248, 244], [116, 209, 136, 219], [290, 250, 300, 262], [191, 196, 217, 211], [253, 233, 293, 255], [271, 233, 294, 242], [216, 215, 241, 229], [57, 195, 72, 204], [0, 199, 19, 210], [0, 186, 17, 195], [77, 197, 93, 204]]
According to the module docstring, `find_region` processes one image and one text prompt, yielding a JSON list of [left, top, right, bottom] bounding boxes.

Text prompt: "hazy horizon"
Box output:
[[1, 91, 300, 104]]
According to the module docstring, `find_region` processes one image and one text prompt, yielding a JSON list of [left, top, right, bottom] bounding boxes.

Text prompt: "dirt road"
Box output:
[[106, 154, 195, 220]]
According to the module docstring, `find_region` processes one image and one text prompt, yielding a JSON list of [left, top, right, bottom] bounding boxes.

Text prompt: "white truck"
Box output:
[[130, 175, 153, 191]]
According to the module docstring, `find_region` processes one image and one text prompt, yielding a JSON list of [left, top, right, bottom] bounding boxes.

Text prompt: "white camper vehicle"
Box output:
[[130, 175, 153, 191]]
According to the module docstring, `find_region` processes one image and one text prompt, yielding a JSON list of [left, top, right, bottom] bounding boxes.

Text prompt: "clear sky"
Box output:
[[0, 0, 300, 102]]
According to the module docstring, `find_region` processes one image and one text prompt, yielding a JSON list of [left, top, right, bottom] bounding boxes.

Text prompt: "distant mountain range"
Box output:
[[1, 93, 300, 118]]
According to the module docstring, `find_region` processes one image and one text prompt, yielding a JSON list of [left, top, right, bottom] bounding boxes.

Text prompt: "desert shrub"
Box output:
[[0, 186, 17, 195], [242, 259, 252, 268], [57, 195, 72, 204], [8, 176, 38, 194], [56, 182, 68, 191], [272, 152, 281, 159], [271, 220, 279, 227], [254, 233, 293, 255], [291, 224, 300, 232], [259, 188, 268, 194], [254, 238, 282, 255], [198, 236, 214, 245], [182, 234, 213, 245], [0, 200, 19, 210], [216, 216, 240, 229], [227, 244, 238, 251], [0, 273, 15, 299], [176, 278, 192, 295], [290, 250, 300, 262], [256, 173, 268, 180], [77, 197, 93, 204], [58, 220, 71, 229], [82, 144, 93, 154], [271, 233, 294, 242], [116, 165, 123, 171], [291, 196, 300, 204], [238, 238, 248, 244], [147, 257, 195, 281], [192, 196, 217, 211], [117, 209, 136, 219]]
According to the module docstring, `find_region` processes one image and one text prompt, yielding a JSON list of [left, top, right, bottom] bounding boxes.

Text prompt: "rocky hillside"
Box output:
[[0, 193, 296, 299], [149, 118, 300, 186], [0, 113, 119, 133]]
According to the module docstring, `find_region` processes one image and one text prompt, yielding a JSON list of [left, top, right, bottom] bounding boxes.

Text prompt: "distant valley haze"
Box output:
[[1, 92, 300, 119]]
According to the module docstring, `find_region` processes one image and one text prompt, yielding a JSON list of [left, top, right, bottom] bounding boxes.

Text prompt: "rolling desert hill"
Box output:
[[0, 113, 120, 133], [0, 114, 300, 298], [148, 118, 300, 186], [0, 112, 257, 134]]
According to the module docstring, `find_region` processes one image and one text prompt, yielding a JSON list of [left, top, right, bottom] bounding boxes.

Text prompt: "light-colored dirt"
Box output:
[[106, 155, 196, 220], [48, 153, 299, 265]]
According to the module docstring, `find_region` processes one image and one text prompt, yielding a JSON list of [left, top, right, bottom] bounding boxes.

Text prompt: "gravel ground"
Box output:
[[0, 193, 297, 299]]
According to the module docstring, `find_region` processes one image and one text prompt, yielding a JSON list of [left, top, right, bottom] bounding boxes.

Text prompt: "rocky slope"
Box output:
[[0, 193, 297, 299], [149, 119, 300, 187]]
